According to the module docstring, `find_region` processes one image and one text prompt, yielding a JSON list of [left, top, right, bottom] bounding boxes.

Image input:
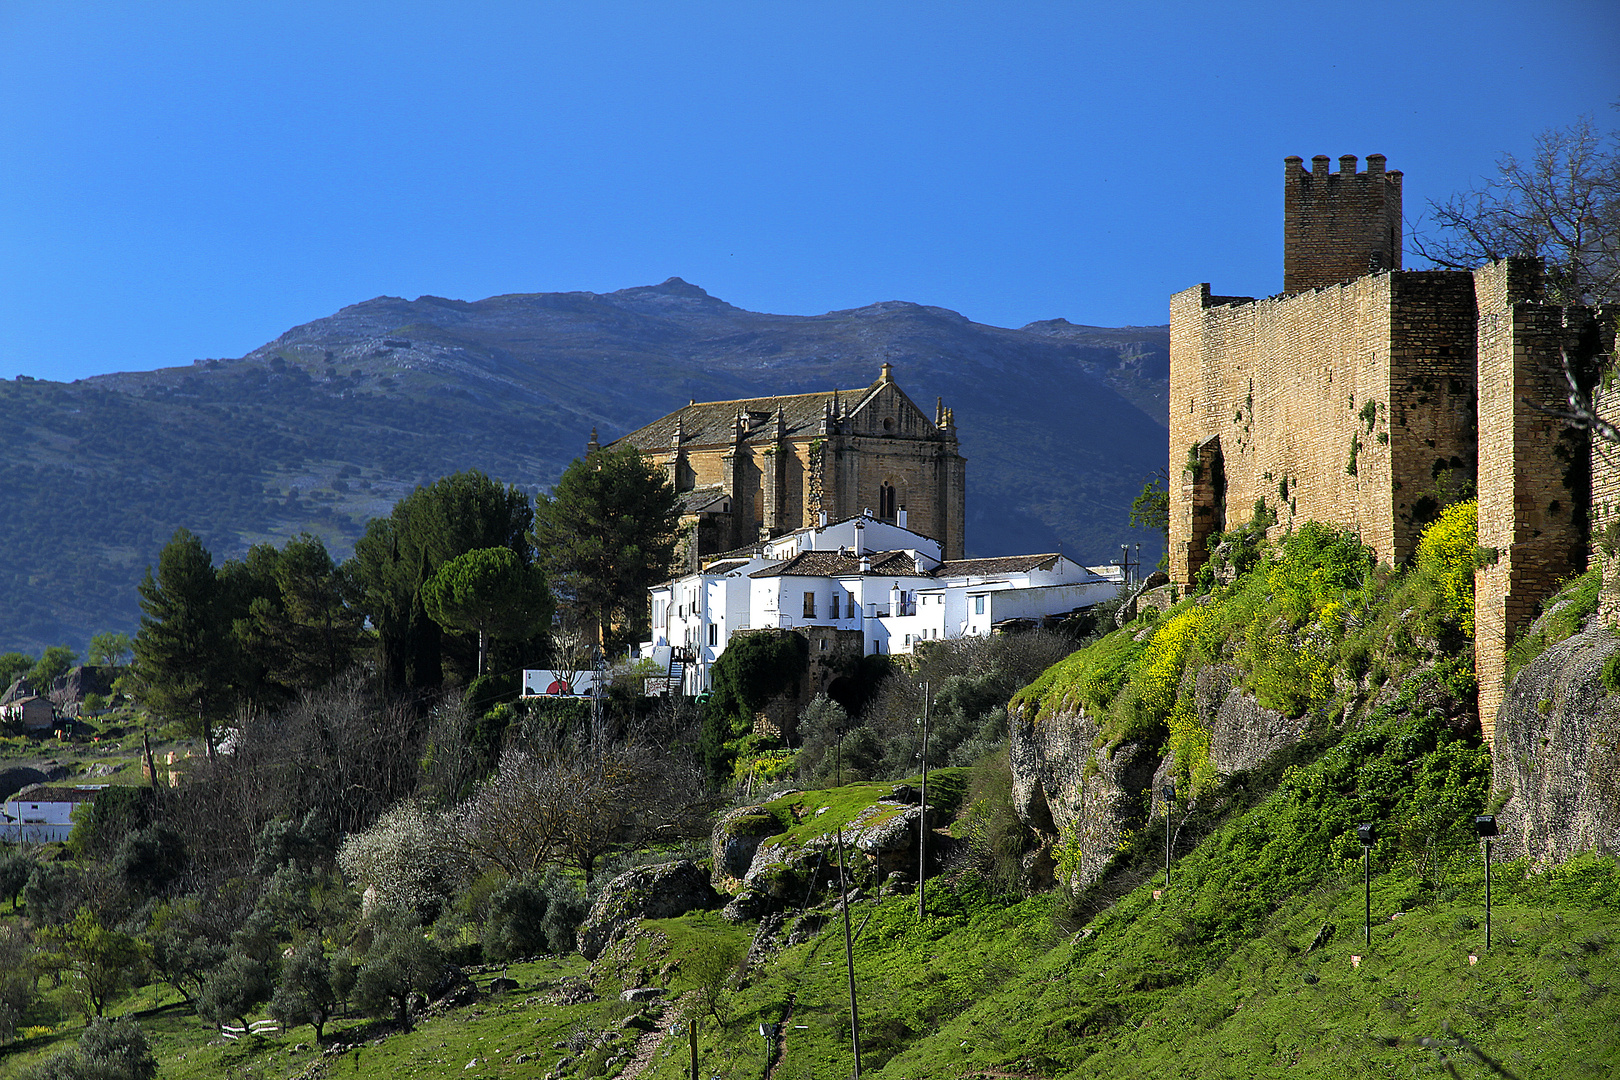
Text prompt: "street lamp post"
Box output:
[[1357, 823, 1374, 947], [1475, 815, 1498, 949], [759, 1022, 780, 1080], [1161, 781, 1175, 888]]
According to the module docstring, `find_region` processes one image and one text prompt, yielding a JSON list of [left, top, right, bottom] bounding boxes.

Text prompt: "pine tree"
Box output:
[[132, 529, 234, 759], [531, 443, 680, 648]]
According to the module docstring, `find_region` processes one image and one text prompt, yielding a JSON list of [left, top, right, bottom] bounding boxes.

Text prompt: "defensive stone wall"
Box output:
[[1472, 261, 1608, 741], [1170, 153, 1620, 749], [1168, 270, 1476, 585]]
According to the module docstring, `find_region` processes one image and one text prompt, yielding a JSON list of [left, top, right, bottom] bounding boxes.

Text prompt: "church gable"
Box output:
[[845, 363, 941, 440]]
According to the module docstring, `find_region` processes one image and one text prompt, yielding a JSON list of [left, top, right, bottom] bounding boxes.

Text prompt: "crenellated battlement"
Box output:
[[1283, 153, 1403, 293], [1172, 155, 1616, 749]]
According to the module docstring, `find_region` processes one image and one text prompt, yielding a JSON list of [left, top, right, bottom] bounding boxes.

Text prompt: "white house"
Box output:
[[643, 511, 1126, 692], [0, 696, 55, 732], [1, 783, 109, 844]]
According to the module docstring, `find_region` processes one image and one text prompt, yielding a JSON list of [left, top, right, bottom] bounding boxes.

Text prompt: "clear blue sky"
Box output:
[[2, 1, 1615, 383]]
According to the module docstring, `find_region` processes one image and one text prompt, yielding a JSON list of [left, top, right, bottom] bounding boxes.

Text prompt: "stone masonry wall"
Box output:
[[1168, 271, 1476, 587], [1593, 383, 1620, 624], [1283, 155, 1402, 293], [1474, 260, 1610, 743]]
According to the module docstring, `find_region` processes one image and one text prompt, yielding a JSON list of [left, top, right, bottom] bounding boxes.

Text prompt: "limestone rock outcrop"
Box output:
[[1009, 703, 1159, 891], [1010, 662, 1311, 891], [577, 861, 721, 960], [717, 794, 945, 921], [710, 804, 786, 889], [1492, 621, 1620, 861]]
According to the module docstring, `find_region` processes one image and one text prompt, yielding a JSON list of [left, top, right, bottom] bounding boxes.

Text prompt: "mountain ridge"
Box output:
[[0, 281, 1169, 653]]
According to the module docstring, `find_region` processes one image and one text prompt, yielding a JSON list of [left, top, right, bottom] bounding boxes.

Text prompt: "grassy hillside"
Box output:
[[7, 509, 1616, 1079]]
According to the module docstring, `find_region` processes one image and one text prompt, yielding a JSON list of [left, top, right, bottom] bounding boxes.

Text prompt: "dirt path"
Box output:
[[618, 996, 687, 1080]]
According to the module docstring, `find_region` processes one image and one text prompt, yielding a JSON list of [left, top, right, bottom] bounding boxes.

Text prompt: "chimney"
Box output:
[[896, 507, 908, 530], [818, 509, 828, 528], [860, 553, 872, 573], [854, 519, 865, 556]]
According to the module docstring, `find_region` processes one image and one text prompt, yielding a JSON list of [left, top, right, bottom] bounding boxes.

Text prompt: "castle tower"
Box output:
[[1283, 154, 1403, 293]]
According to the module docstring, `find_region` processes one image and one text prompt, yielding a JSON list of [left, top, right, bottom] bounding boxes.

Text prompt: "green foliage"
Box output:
[[27, 645, 76, 692], [481, 874, 552, 962], [197, 948, 272, 1031], [87, 631, 134, 668], [269, 940, 337, 1043], [1128, 471, 1169, 541], [422, 546, 552, 676], [0, 651, 31, 689], [1414, 498, 1478, 637], [0, 848, 36, 910], [68, 784, 157, 860], [354, 905, 447, 1031], [17, 1017, 157, 1080], [531, 442, 680, 649], [1506, 568, 1603, 681], [23, 863, 87, 926], [700, 631, 808, 787], [1011, 629, 1145, 724], [347, 470, 536, 695], [954, 749, 1035, 896], [112, 822, 188, 900], [236, 532, 366, 699], [132, 528, 235, 754], [43, 907, 145, 1020], [684, 931, 746, 1023]]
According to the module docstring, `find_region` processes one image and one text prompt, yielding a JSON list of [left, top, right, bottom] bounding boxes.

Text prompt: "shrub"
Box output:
[[336, 800, 468, 921], [481, 874, 551, 962], [1415, 498, 1478, 636], [18, 1017, 157, 1080], [701, 631, 808, 786]]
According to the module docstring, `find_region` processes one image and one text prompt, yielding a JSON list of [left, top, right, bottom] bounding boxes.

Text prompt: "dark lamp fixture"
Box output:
[[1161, 782, 1176, 802], [1356, 823, 1374, 846], [1474, 815, 1498, 838]]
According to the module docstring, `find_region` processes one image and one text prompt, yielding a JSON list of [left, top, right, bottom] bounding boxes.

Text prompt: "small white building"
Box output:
[[643, 511, 1126, 692], [0, 696, 55, 732], [1, 783, 109, 844]]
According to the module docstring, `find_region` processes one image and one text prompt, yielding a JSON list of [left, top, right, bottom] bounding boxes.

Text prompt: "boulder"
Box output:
[[1195, 664, 1307, 778], [577, 861, 721, 960], [710, 804, 785, 888], [843, 802, 942, 881], [1115, 572, 1172, 627], [1009, 700, 1159, 892], [1493, 621, 1620, 861]]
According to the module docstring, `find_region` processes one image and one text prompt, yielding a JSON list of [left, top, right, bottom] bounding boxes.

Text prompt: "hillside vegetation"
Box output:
[[4, 508, 1616, 1079]]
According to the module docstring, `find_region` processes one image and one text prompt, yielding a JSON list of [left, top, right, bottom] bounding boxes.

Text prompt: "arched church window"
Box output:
[[879, 482, 896, 521]]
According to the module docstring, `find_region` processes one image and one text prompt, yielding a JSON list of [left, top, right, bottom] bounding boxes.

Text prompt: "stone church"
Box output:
[[611, 362, 967, 568]]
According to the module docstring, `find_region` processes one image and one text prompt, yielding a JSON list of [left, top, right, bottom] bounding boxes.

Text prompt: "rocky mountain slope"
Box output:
[[0, 278, 1169, 653]]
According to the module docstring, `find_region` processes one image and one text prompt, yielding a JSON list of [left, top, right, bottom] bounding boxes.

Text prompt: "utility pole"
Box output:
[[918, 681, 930, 921], [1357, 823, 1374, 947], [835, 828, 862, 1078], [1161, 781, 1175, 888]]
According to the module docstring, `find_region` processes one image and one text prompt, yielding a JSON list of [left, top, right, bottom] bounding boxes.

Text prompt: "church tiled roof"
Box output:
[[613, 386, 874, 451], [750, 550, 923, 578]]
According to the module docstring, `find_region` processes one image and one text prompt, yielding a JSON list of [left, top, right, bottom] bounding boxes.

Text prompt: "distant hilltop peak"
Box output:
[[612, 277, 718, 301]]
